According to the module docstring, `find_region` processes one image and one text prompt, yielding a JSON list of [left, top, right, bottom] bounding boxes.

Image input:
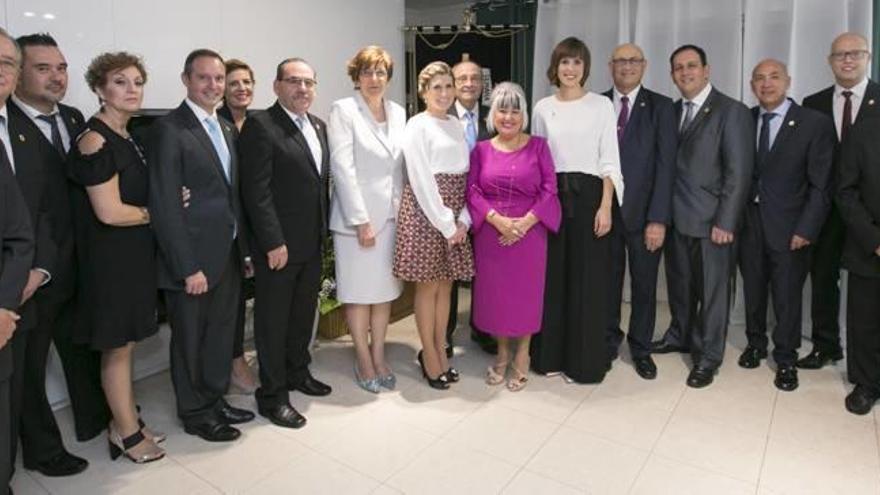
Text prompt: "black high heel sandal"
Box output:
[[417, 350, 450, 390], [444, 367, 460, 383], [108, 428, 165, 463]]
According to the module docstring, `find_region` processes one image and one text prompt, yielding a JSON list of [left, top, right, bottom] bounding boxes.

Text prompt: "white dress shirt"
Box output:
[[12, 95, 72, 152], [453, 100, 480, 129], [613, 85, 641, 117], [679, 82, 713, 129], [833, 77, 869, 139], [281, 105, 322, 174]]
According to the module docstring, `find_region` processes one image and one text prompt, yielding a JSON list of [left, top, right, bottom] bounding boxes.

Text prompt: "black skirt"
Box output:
[[531, 172, 614, 383]]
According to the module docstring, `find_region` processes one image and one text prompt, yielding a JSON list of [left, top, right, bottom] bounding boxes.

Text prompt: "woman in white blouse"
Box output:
[[393, 61, 474, 390], [329, 46, 405, 393], [530, 37, 624, 384]]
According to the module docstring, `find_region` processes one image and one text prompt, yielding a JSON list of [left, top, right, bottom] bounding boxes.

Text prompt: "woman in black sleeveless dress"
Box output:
[[68, 52, 164, 464]]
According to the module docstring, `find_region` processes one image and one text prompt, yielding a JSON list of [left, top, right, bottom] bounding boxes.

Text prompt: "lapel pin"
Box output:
[[788, 120, 795, 126], [703, 107, 710, 113], [869, 99, 875, 106], [639, 101, 645, 107], [224, 125, 231, 132], [18, 134, 25, 142]]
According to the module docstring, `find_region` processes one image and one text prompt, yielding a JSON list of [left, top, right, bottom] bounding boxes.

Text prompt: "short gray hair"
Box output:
[[0, 28, 22, 64], [486, 82, 529, 134]]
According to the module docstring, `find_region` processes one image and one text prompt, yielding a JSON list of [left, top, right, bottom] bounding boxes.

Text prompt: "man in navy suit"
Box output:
[[737, 59, 835, 391], [149, 49, 254, 442], [602, 43, 677, 379], [798, 32, 880, 370]]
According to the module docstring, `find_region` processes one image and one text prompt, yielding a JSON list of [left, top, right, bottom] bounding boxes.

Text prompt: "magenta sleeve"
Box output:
[[528, 138, 562, 232]]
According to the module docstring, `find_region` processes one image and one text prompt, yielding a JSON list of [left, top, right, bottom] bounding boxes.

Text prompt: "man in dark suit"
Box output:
[[837, 115, 880, 414], [239, 58, 332, 429], [798, 32, 880, 370], [0, 26, 36, 494], [737, 59, 835, 392], [446, 58, 495, 356], [149, 49, 254, 442], [9, 33, 110, 476], [651, 45, 754, 388], [602, 43, 677, 380]]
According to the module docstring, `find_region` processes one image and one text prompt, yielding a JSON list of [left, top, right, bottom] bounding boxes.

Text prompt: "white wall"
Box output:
[[3, 0, 406, 407]]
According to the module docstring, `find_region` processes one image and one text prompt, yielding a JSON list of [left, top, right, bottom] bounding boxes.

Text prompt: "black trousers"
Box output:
[[606, 223, 662, 360], [808, 205, 845, 354], [846, 273, 880, 395], [253, 253, 320, 408], [0, 373, 10, 495], [165, 253, 241, 423], [665, 230, 734, 369], [738, 204, 810, 367]]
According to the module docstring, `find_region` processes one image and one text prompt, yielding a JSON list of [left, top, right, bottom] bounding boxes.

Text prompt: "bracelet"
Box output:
[[486, 210, 497, 219]]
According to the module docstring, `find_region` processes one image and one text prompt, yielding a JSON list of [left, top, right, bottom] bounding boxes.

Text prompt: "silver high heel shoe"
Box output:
[[378, 370, 397, 390], [354, 361, 381, 393]]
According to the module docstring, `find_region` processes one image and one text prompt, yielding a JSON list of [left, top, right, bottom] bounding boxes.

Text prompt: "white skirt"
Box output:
[[333, 220, 403, 304]]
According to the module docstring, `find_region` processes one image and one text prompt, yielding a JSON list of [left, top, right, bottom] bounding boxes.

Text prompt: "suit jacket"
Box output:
[[836, 115, 880, 277], [602, 87, 677, 231], [328, 93, 404, 235], [8, 100, 84, 300], [672, 87, 754, 237], [239, 102, 330, 264], [448, 102, 491, 140], [802, 80, 880, 142], [750, 101, 835, 251], [148, 101, 243, 290], [0, 157, 34, 379]]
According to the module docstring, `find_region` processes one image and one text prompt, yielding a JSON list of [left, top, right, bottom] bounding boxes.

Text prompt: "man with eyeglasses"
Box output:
[[798, 32, 880, 372], [601, 43, 677, 380], [149, 49, 254, 442], [445, 58, 496, 356], [239, 57, 331, 429]]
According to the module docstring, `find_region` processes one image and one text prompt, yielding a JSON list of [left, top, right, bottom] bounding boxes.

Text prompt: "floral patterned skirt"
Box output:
[[393, 173, 474, 282]]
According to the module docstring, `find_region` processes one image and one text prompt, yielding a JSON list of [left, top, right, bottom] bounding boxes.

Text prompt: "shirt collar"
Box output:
[[280, 103, 309, 126], [11, 94, 59, 119], [759, 97, 792, 119], [685, 82, 713, 108], [455, 100, 478, 120], [0, 103, 8, 123], [614, 84, 641, 102], [835, 78, 868, 98], [185, 97, 217, 123]]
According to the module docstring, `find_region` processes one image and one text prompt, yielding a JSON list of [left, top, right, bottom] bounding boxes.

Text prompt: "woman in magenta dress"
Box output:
[[467, 82, 561, 391]]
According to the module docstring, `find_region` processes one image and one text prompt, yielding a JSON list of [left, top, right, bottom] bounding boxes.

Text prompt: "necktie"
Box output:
[[680, 101, 694, 133], [0, 116, 12, 175], [204, 116, 230, 181], [841, 90, 853, 142], [752, 112, 776, 202], [297, 116, 323, 174], [617, 95, 630, 143], [37, 113, 65, 156], [465, 111, 477, 151]]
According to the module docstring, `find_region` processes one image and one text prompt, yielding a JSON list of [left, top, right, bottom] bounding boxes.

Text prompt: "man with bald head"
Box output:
[[602, 43, 677, 379], [798, 32, 880, 370], [738, 59, 835, 391]]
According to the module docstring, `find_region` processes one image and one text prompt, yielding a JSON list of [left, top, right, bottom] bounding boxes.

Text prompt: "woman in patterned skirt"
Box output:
[[393, 61, 473, 389]]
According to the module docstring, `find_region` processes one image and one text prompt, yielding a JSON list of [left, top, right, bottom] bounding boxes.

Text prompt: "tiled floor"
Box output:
[[12, 297, 880, 494]]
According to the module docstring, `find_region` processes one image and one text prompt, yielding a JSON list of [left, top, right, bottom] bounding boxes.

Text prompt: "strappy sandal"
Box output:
[[506, 365, 529, 392], [486, 361, 508, 386], [108, 427, 165, 464]]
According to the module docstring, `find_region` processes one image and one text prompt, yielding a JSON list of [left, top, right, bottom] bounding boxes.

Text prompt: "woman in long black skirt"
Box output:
[[530, 37, 624, 383]]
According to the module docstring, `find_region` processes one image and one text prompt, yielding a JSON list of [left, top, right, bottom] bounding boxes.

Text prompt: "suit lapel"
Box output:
[[767, 102, 798, 158], [622, 89, 648, 143], [270, 103, 320, 180], [355, 93, 395, 157], [680, 89, 715, 142], [855, 80, 880, 124], [219, 118, 237, 187], [178, 102, 229, 187]]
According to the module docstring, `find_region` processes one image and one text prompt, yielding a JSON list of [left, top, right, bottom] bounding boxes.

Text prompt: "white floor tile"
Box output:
[[563, 392, 672, 450], [244, 451, 380, 494], [759, 437, 880, 495], [501, 470, 584, 494], [443, 404, 559, 465], [630, 455, 756, 495]]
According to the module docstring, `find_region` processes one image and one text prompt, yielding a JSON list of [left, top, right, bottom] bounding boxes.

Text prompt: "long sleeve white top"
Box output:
[[401, 112, 472, 239], [532, 92, 624, 203]]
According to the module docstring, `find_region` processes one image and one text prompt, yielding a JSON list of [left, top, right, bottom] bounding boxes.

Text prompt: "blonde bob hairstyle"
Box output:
[[485, 82, 529, 134], [347, 45, 394, 87], [417, 61, 453, 97]]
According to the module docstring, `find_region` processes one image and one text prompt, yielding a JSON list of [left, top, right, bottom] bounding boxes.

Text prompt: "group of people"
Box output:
[[0, 24, 878, 494]]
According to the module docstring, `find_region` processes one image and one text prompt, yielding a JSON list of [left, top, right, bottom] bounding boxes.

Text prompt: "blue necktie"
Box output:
[[205, 116, 230, 181], [465, 111, 477, 151]]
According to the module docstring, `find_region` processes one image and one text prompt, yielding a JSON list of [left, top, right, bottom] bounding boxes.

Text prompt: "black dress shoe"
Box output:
[[217, 400, 255, 424], [796, 348, 843, 369], [774, 365, 799, 392], [290, 375, 332, 396], [845, 385, 879, 415], [184, 421, 241, 442], [651, 340, 689, 354], [633, 356, 657, 380], [686, 366, 716, 388], [24, 451, 88, 477], [259, 403, 307, 429], [737, 346, 768, 369]]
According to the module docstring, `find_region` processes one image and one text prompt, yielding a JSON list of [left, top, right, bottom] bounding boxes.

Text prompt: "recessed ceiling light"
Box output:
[[43, 13, 56, 20], [23, 11, 35, 17]]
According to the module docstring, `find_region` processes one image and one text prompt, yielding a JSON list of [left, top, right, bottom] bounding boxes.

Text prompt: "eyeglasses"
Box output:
[[280, 77, 317, 88], [611, 58, 645, 67], [830, 50, 869, 62], [360, 69, 388, 79]]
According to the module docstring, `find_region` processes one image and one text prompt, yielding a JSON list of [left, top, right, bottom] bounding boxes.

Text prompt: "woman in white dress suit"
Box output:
[[329, 46, 405, 393]]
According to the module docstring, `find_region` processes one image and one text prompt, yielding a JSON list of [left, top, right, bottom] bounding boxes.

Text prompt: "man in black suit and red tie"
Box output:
[[239, 58, 332, 429], [9, 33, 110, 477], [149, 49, 254, 443], [737, 59, 835, 391], [0, 26, 36, 495], [602, 43, 677, 380], [798, 32, 880, 370]]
